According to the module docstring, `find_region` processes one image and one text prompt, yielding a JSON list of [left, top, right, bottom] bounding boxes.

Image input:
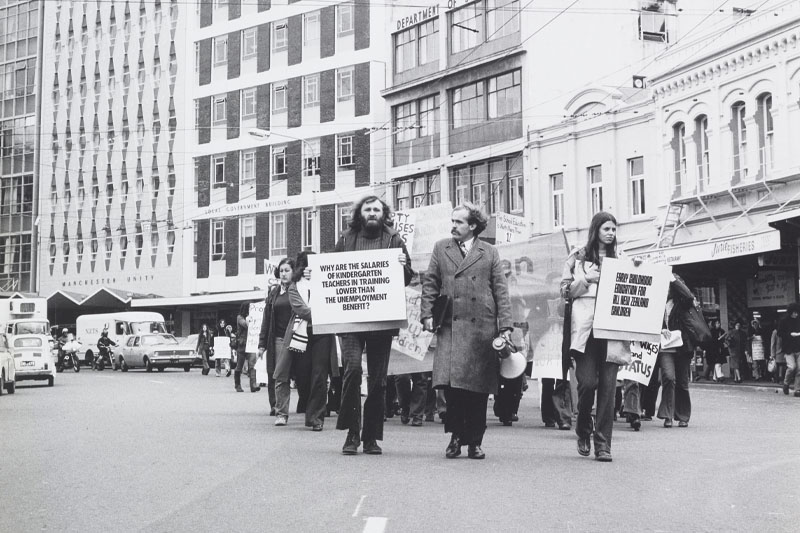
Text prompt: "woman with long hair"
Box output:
[[196, 323, 213, 376], [288, 251, 338, 431], [560, 211, 625, 462], [258, 257, 295, 424]]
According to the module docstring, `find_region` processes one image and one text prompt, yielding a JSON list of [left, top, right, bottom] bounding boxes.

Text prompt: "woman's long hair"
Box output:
[[583, 211, 618, 265], [293, 251, 316, 282]]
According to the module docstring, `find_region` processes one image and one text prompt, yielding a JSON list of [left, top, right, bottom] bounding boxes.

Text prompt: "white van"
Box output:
[[75, 312, 167, 368]]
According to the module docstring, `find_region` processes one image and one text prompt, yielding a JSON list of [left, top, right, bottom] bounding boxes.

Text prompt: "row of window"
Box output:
[[0, 174, 32, 215], [549, 157, 646, 229]]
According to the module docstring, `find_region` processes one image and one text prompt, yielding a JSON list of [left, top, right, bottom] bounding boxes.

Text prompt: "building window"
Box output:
[[732, 102, 747, 182], [242, 27, 257, 60], [272, 146, 286, 178], [337, 67, 354, 101], [303, 74, 320, 107], [451, 1, 484, 53], [418, 95, 440, 137], [394, 101, 418, 143], [695, 115, 710, 190], [337, 4, 354, 36], [487, 0, 520, 39], [337, 135, 354, 167], [395, 181, 410, 210], [272, 83, 287, 113], [213, 155, 225, 185], [450, 155, 523, 215], [419, 20, 439, 66], [303, 139, 321, 177], [629, 157, 645, 216], [639, 1, 668, 42], [487, 70, 521, 119], [303, 11, 320, 47], [302, 208, 316, 251], [758, 93, 773, 174], [211, 220, 225, 260], [241, 216, 256, 254], [270, 212, 287, 257], [241, 150, 256, 187], [273, 21, 288, 52], [336, 204, 352, 236], [452, 81, 484, 128], [213, 36, 227, 66], [588, 165, 603, 215], [673, 122, 686, 195], [393, 173, 441, 211], [394, 19, 439, 73], [551, 173, 564, 228], [395, 27, 417, 73], [212, 95, 226, 125], [241, 88, 257, 119], [193, 224, 198, 262]]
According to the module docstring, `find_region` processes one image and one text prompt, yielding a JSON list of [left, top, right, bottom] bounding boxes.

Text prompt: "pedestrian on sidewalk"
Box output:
[[657, 275, 695, 428], [726, 322, 748, 384], [215, 319, 232, 378], [749, 319, 768, 381], [778, 302, 800, 396], [770, 323, 786, 383]]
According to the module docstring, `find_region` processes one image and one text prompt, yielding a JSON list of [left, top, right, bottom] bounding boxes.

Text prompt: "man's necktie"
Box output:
[[459, 242, 467, 258]]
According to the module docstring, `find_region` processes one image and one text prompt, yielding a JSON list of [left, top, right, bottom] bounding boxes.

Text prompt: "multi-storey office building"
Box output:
[[0, 0, 41, 295], [164, 0, 386, 331], [38, 0, 187, 325]]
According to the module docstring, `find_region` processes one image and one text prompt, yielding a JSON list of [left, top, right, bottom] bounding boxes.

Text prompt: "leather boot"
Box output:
[[234, 371, 244, 392], [249, 369, 261, 392]]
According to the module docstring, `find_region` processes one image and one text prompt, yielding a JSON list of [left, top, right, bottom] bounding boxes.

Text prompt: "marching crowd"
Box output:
[[190, 197, 800, 463]]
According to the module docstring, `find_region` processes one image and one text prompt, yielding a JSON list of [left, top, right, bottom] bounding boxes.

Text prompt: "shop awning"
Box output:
[[767, 206, 800, 228], [629, 228, 781, 266], [130, 289, 266, 308]]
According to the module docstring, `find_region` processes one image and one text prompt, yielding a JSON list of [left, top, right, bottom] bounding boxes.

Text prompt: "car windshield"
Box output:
[[130, 321, 167, 335], [141, 334, 178, 346], [15, 338, 42, 348], [14, 322, 50, 335]]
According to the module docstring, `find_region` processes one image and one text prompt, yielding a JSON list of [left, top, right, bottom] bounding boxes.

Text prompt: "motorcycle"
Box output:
[[57, 337, 81, 373], [93, 345, 115, 371]]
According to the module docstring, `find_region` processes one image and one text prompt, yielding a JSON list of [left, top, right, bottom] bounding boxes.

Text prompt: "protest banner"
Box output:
[[393, 210, 417, 254], [617, 341, 659, 385], [388, 282, 435, 374], [593, 258, 672, 344], [245, 301, 265, 353], [496, 212, 527, 243], [213, 337, 231, 360], [307, 249, 408, 335]]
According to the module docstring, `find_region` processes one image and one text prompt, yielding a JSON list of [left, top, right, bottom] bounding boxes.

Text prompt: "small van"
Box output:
[[75, 312, 167, 368]]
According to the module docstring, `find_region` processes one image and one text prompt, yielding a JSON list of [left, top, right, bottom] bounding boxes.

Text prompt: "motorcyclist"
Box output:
[[57, 328, 70, 369], [96, 328, 118, 370]]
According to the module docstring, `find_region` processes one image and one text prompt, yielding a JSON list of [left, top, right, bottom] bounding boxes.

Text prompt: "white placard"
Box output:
[[617, 341, 659, 385], [246, 301, 265, 354], [393, 210, 417, 254], [307, 249, 408, 334], [213, 337, 231, 360], [496, 212, 527, 243], [593, 258, 672, 344]]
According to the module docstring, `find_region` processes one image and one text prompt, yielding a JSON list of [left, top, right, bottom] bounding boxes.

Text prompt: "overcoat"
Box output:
[[421, 237, 513, 395]]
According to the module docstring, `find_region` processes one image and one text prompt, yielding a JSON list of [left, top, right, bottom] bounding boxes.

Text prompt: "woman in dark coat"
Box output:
[[726, 321, 748, 383], [657, 276, 695, 427], [196, 323, 213, 376]]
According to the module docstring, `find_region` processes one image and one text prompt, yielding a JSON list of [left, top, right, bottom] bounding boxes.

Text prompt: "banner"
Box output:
[[617, 341, 659, 385], [495, 212, 527, 243], [307, 249, 408, 334], [593, 258, 672, 344]]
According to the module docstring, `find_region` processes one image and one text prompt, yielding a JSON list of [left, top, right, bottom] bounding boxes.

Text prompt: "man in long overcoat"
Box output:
[[421, 203, 513, 460]]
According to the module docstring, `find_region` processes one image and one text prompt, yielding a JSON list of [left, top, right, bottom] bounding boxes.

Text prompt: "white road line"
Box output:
[[352, 495, 366, 517], [362, 517, 387, 533], [149, 380, 164, 384]]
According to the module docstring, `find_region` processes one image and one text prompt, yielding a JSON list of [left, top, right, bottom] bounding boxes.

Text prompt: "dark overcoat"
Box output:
[[421, 238, 513, 395]]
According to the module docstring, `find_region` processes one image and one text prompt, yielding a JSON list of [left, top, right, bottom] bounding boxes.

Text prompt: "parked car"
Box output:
[[0, 333, 16, 394], [116, 334, 196, 372]]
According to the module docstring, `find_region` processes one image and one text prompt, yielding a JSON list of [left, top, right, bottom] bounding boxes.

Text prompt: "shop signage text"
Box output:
[[60, 274, 155, 289], [631, 230, 781, 266], [396, 5, 439, 31]]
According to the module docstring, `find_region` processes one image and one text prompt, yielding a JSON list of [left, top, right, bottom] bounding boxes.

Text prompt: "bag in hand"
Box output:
[[681, 304, 712, 347], [288, 317, 309, 353]]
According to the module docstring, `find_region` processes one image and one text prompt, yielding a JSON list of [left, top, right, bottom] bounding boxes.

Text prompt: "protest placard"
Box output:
[[593, 258, 672, 344], [406, 202, 452, 256], [213, 337, 231, 360], [496, 212, 527, 243], [245, 301, 265, 353], [307, 249, 408, 335], [393, 210, 416, 254], [388, 283, 435, 374], [617, 341, 659, 385]]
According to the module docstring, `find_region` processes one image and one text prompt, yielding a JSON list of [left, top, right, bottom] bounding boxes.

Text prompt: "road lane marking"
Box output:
[[149, 380, 164, 384], [352, 495, 366, 517], [362, 517, 387, 533]]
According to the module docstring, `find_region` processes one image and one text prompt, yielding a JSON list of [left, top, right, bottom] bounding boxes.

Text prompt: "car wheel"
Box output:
[[144, 358, 153, 372], [0, 370, 4, 396], [157, 366, 165, 372], [184, 365, 191, 372], [48, 376, 54, 387], [120, 357, 129, 372], [113, 358, 119, 371], [7, 380, 15, 394]]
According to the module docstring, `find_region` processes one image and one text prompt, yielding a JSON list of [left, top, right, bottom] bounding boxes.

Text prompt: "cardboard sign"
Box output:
[[388, 283, 435, 374], [393, 210, 417, 254], [593, 258, 672, 344], [496, 212, 527, 243], [617, 341, 659, 385], [307, 249, 408, 334], [407, 202, 452, 257], [245, 301, 265, 353], [213, 337, 231, 360]]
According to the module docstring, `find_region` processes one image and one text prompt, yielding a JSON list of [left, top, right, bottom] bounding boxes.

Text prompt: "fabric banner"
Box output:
[[617, 341, 659, 385]]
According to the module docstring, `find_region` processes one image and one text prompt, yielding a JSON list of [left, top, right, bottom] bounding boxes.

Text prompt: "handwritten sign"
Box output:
[[593, 258, 672, 344], [393, 210, 417, 253], [496, 212, 527, 243], [617, 341, 659, 385], [245, 301, 265, 353], [308, 249, 408, 334], [746, 270, 795, 307]]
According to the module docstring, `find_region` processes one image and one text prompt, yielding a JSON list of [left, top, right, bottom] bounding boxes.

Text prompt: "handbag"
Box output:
[[681, 305, 712, 346], [661, 330, 684, 350], [714, 363, 724, 380], [288, 317, 308, 353], [767, 357, 777, 373]]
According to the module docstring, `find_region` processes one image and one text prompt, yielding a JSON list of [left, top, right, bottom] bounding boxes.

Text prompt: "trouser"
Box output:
[[385, 375, 399, 417], [396, 372, 430, 422], [784, 352, 800, 390], [752, 359, 767, 380], [215, 358, 230, 375], [300, 334, 332, 427], [274, 337, 293, 418], [621, 380, 641, 418], [775, 362, 787, 383], [436, 389, 447, 417], [198, 346, 210, 372], [266, 340, 279, 410], [573, 335, 619, 454], [541, 378, 573, 426], [336, 332, 392, 442], [328, 372, 343, 413], [641, 359, 661, 417], [235, 351, 259, 390], [443, 386, 489, 446], [425, 375, 437, 418], [494, 375, 524, 422], [293, 350, 310, 414], [658, 351, 692, 423]]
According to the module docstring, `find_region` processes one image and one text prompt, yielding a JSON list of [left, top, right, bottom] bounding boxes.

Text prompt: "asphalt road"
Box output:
[[1, 369, 798, 533]]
